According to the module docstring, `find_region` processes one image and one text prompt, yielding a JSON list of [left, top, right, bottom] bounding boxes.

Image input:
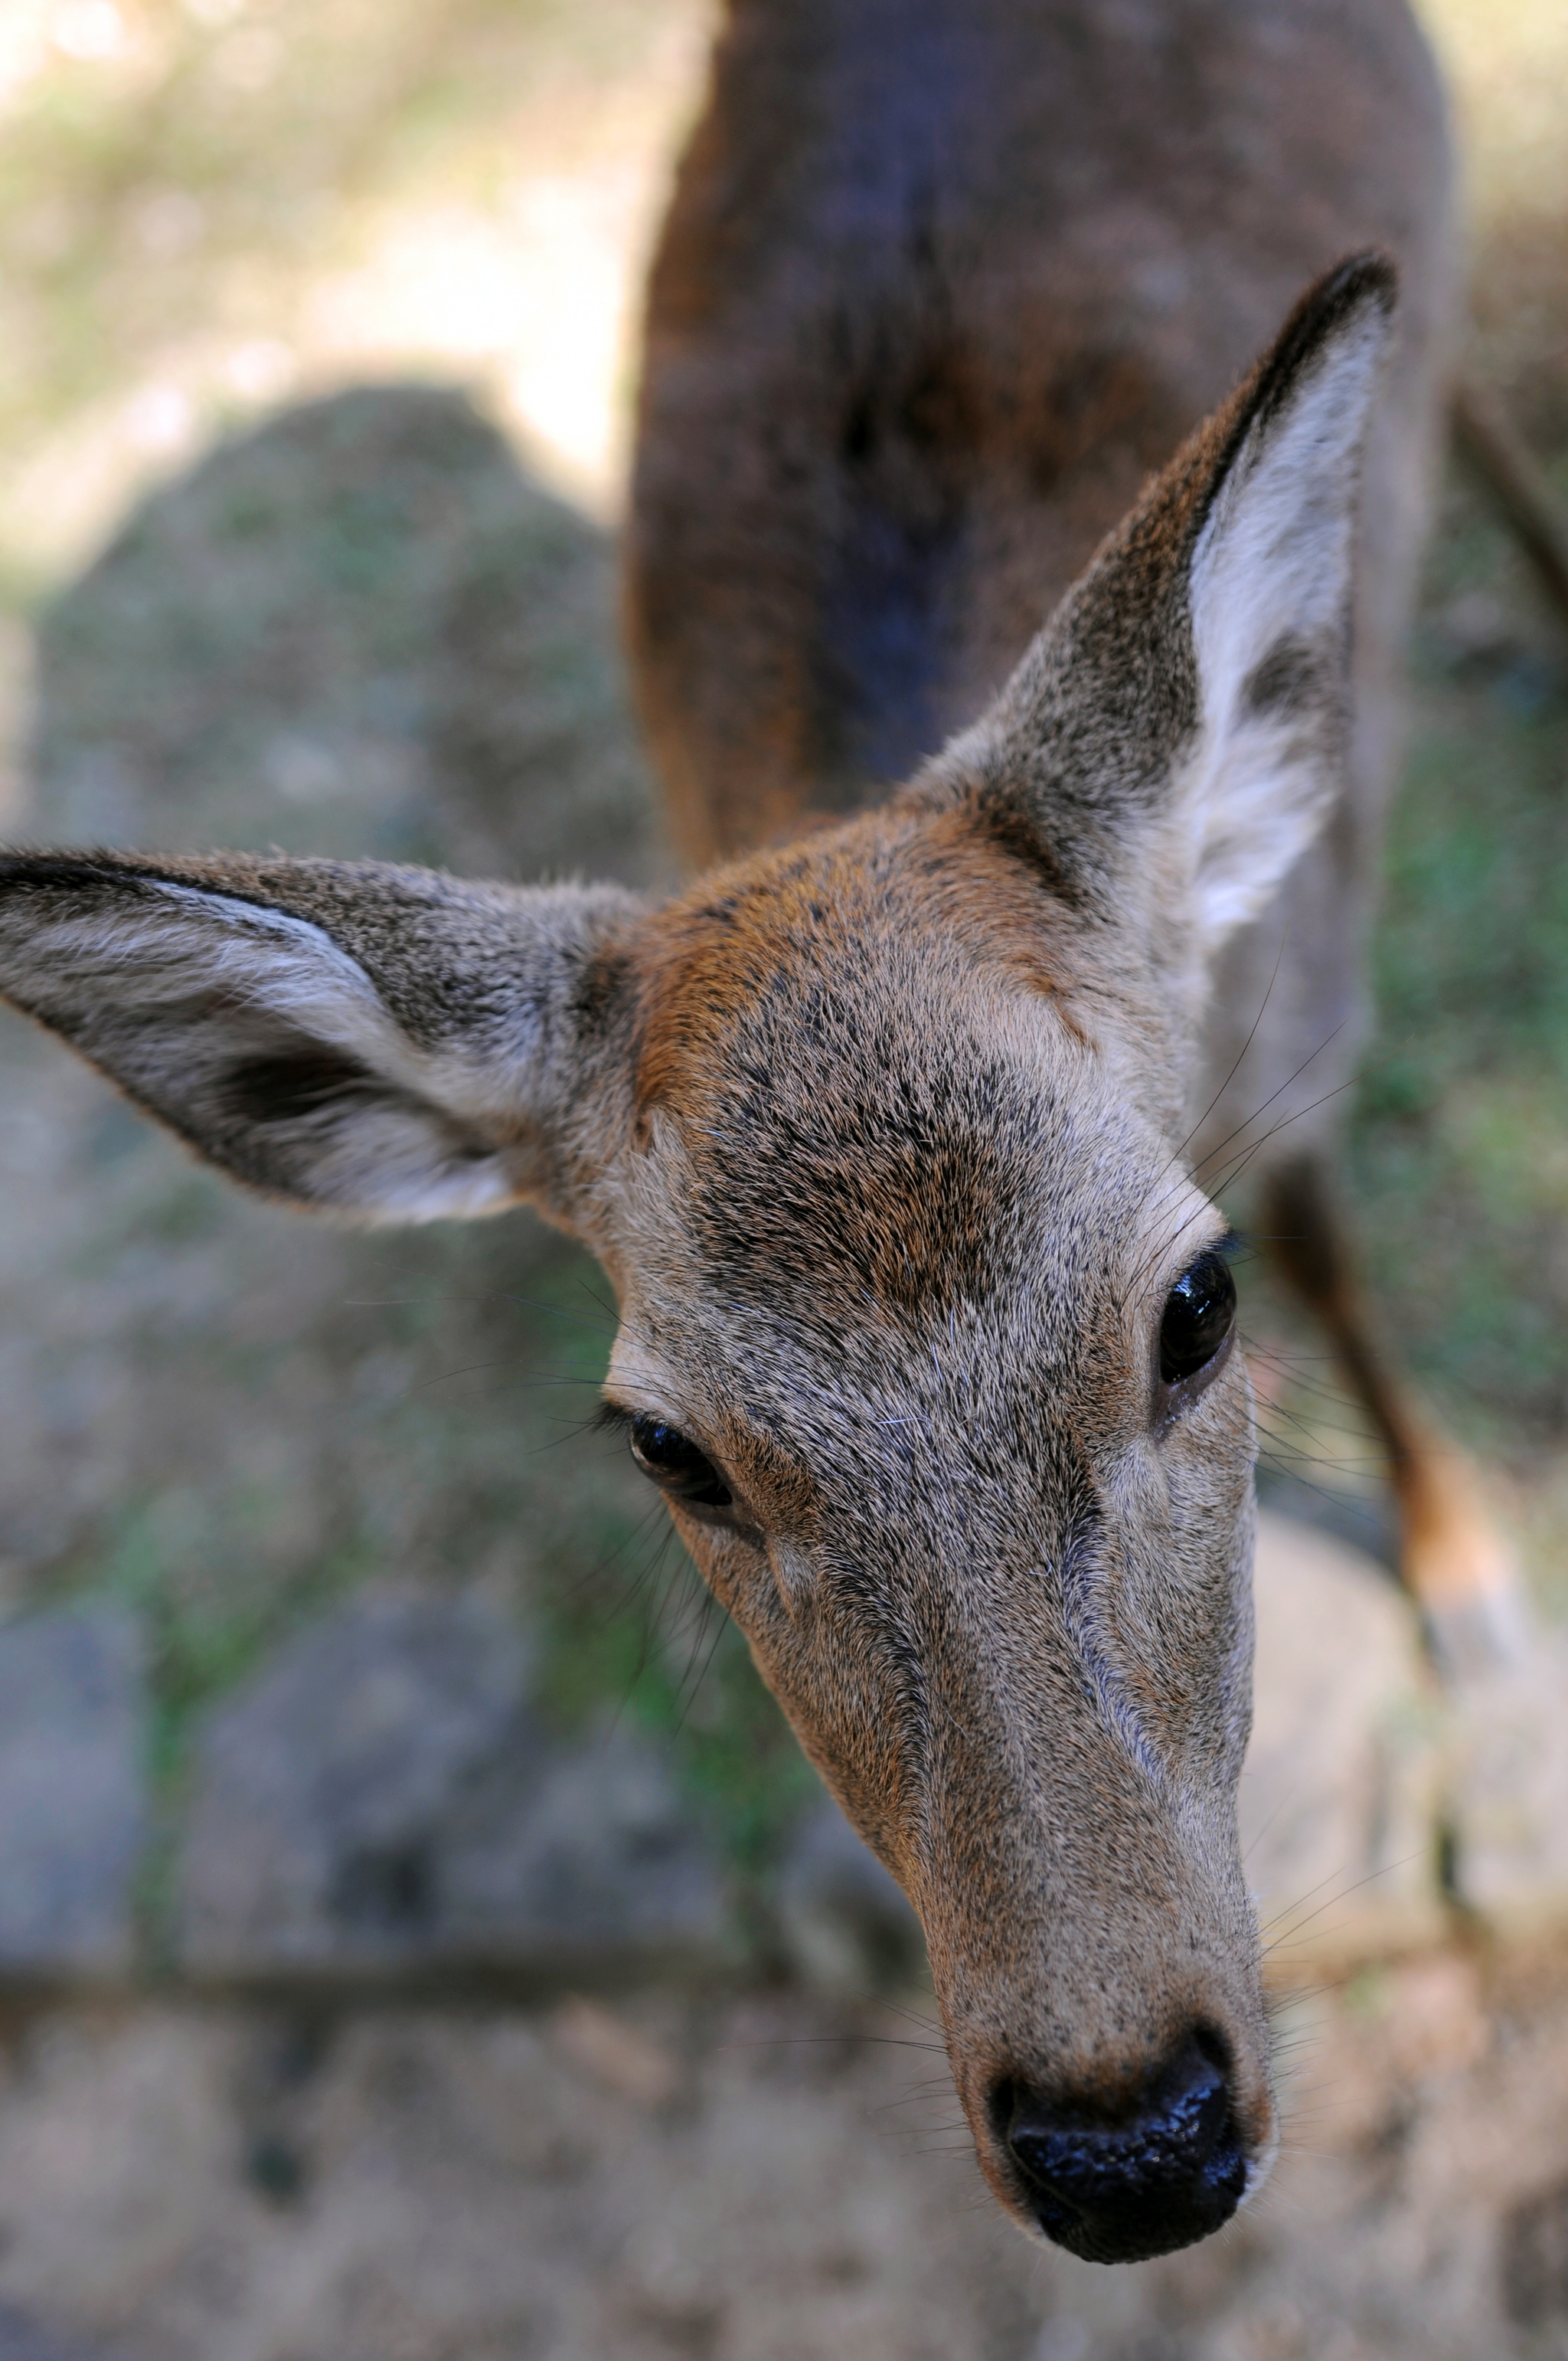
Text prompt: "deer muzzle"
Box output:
[[990, 2027, 1251, 2261]]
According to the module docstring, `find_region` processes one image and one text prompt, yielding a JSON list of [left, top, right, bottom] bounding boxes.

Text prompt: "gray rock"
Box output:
[[439, 1719, 734, 1972], [776, 1793, 924, 1992], [30, 384, 662, 891], [0, 1607, 145, 1979], [178, 1589, 526, 1974], [0, 2303, 125, 2359], [178, 1589, 731, 1978]]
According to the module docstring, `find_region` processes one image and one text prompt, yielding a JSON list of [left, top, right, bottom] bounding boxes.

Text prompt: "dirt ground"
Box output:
[[0, 1951, 1564, 2361]]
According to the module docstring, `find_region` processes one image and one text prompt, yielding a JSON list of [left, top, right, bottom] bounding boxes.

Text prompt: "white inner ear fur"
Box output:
[[14, 883, 527, 1221], [1179, 301, 1391, 951]]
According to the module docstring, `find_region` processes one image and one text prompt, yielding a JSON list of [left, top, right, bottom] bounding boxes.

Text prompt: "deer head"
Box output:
[[0, 257, 1393, 2261]]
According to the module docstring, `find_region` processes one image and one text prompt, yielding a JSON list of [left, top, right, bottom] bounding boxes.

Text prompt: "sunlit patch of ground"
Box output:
[[0, 0, 712, 617]]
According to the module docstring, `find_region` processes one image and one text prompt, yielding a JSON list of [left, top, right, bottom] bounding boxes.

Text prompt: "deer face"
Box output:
[[594, 815, 1269, 2258], [0, 259, 1392, 2260]]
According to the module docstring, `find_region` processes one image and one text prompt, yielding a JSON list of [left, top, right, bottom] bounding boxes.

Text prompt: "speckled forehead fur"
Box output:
[[619, 800, 1168, 1329]]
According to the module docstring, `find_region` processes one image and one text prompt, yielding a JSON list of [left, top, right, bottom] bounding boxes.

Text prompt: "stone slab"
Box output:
[[178, 1588, 732, 1979], [0, 2305, 125, 2361], [0, 1607, 145, 1979]]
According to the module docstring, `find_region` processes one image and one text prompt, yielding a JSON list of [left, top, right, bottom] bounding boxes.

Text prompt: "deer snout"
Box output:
[[989, 2029, 1248, 2263]]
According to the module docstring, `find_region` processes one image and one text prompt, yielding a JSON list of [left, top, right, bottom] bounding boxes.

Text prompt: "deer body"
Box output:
[[0, 0, 1471, 2268], [629, 0, 1455, 1181]]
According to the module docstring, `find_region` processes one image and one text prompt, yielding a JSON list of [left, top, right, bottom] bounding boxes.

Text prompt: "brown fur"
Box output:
[[628, 0, 1451, 866]]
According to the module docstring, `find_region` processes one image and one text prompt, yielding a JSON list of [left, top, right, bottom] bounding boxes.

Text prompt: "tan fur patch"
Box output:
[[632, 803, 1076, 1124]]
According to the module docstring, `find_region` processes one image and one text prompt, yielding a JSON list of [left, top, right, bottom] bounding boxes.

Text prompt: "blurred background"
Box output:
[[0, 2, 1564, 2356]]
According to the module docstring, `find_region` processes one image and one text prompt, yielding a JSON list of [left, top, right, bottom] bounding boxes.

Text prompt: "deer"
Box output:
[[0, 0, 1506, 2270]]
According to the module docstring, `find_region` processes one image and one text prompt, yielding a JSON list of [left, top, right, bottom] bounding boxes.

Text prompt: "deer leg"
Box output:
[[1257, 1151, 1527, 1674]]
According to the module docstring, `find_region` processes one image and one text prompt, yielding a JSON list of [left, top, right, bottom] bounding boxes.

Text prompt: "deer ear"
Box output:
[[1175, 256, 1395, 944], [0, 852, 642, 1227], [939, 253, 1397, 964]]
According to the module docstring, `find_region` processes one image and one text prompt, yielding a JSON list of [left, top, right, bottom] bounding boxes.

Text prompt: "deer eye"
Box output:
[[1158, 1248, 1236, 1386], [629, 1414, 734, 1509]]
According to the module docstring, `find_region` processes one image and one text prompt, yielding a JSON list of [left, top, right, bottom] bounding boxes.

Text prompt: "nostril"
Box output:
[[998, 2031, 1248, 2264]]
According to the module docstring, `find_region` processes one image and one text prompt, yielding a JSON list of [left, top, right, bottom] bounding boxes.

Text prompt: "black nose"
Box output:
[[998, 2031, 1247, 2263]]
